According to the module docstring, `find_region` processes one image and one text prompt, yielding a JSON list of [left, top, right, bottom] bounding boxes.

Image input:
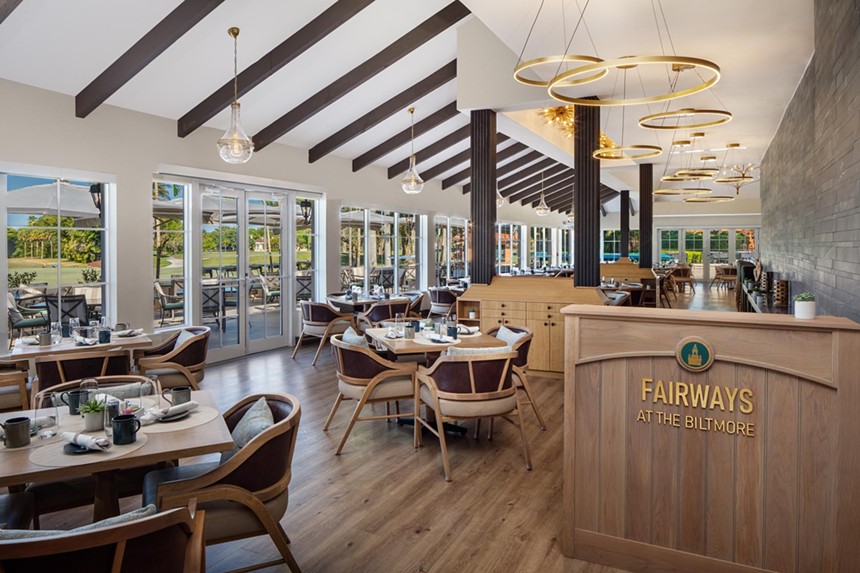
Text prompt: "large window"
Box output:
[[559, 228, 572, 266], [6, 175, 107, 340], [295, 197, 317, 303], [735, 229, 757, 260], [684, 230, 704, 264], [660, 230, 680, 263], [435, 216, 469, 284], [341, 207, 422, 293], [602, 229, 640, 262], [709, 229, 730, 264], [496, 222, 521, 274], [530, 226, 550, 269], [152, 181, 187, 328]]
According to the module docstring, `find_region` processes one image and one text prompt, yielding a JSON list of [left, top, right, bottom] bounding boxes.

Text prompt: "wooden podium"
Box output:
[[561, 305, 860, 573]]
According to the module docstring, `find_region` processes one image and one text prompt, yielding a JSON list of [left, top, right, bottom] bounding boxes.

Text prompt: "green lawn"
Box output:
[[8, 258, 98, 287]]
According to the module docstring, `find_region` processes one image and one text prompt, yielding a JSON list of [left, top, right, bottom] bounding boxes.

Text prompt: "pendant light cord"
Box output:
[[409, 108, 415, 156], [233, 32, 239, 104]]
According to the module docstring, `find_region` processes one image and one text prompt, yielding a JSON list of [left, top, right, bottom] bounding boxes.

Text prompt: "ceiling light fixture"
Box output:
[[713, 142, 757, 185], [400, 108, 424, 195], [535, 172, 550, 216], [683, 195, 735, 203], [638, 107, 732, 130], [217, 27, 254, 165], [539, 105, 615, 147], [496, 187, 505, 208]]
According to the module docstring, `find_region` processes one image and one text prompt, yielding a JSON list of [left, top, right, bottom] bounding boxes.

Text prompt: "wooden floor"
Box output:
[[33, 285, 736, 572]]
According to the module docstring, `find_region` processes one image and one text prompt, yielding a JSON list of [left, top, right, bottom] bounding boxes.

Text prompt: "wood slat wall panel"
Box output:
[[575, 362, 601, 531], [734, 365, 766, 568], [678, 368, 709, 555], [705, 362, 737, 561], [625, 357, 652, 543], [599, 359, 627, 537], [650, 357, 680, 550], [798, 380, 836, 572], [763, 372, 799, 573], [835, 331, 860, 571]]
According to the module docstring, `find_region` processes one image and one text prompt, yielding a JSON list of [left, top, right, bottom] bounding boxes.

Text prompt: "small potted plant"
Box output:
[[79, 400, 105, 431], [793, 292, 816, 320]]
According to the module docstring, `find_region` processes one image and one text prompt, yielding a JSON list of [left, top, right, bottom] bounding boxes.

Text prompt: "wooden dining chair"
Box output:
[[292, 301, 356, 365], [356, 299, 411, 331], [414, 349, 531, 481], [326, 335, 417, 455], [33, 349, 131, 402], [0, 501, 205, 573], [0, 491, 34, 530], [144, 394, 302, 573], [0, 359, 31, 412], [137, 327, 210, 390], [428, 287, 457, 319], [486, 326, 546, 430]]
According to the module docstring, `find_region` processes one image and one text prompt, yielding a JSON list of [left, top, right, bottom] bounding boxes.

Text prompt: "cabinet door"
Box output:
[[526, 317, 550, 370], [548, 316, 565, 372]]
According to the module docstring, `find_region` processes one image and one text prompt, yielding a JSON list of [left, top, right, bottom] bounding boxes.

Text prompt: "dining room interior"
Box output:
[[1, 0, 859, 572]]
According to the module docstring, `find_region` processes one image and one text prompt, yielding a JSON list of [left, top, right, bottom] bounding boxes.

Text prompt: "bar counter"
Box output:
[[561, 305, 860, 573]]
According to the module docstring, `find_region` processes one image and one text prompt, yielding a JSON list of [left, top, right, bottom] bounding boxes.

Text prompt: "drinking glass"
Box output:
[[146, 375, 162, 411], [35, 392, 60, 439], [100, 316, 110, 330], [69, 317, 81, 337], [50, 321, 62, 344], [79, 379, 99, 404], [394, 313, 405, 337], [103, 399, 120, 439]]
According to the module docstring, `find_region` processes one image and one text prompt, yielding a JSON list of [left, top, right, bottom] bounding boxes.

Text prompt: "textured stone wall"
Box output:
[[760, 0, 860, 321]]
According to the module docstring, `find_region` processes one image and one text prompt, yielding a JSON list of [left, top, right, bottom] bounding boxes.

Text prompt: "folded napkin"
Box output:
[[385, 327, 403, 339], [114, 328, 144, 337], [17, 336, 39, 346], [458, 325, 480, 335], [62, 431, 111, 451], [139, 400, 199, 425], [0, 416, 54, 440], [424, 333, 454, 343], [74, 335, 98, 346]]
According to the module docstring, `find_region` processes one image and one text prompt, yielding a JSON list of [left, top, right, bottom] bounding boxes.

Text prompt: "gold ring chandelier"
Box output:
[[683, 195, 735, 203], [654, 187, 711, 196], [638, 108, 732, 130]]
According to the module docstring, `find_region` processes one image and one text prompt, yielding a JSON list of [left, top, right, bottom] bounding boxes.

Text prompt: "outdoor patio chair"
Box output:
[[44, 294, 88, 326], [7, 293, 48, 345], [154, 282, 183, 326]]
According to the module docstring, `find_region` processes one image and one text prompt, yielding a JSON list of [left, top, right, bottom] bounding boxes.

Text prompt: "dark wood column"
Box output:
[[639, 164, 653, 268], [469, 109, 497, 285], [573, 104, 600, 286], [620, 190, 630, 258]]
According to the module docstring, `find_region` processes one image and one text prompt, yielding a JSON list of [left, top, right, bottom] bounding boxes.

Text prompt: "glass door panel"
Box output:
[[247, 195, 286, 350]]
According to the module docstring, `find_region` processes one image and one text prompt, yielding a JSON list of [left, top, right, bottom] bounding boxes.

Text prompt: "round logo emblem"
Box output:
[[676, 336, 714, 372]]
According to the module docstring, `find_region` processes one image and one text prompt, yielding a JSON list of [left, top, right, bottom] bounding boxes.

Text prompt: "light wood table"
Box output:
[[0, 390, 232, 521], [327, 295, 408, 313], [7, 333, 153, 360], [364, 327, 506, 356]]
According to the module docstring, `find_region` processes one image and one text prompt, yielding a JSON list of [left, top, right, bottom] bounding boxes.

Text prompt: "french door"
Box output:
[[196, 185, 291, 362]]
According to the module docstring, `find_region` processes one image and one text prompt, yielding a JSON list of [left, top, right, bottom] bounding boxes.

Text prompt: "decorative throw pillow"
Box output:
[[496, 325, 527, 347], [221, 396, 274, 463], [0, 505, 157, 540], [446, 345, 512, 356], [174, 328, 196, 349], [342, 327, 368, 348]]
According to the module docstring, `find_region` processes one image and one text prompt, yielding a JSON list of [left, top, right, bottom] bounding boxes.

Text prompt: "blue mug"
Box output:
[[98, 329, 111, 344], [112, 414, 141, 445]]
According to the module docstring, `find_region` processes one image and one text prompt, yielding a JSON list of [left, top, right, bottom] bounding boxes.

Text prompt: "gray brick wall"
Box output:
[[760, 0, 860, 321]]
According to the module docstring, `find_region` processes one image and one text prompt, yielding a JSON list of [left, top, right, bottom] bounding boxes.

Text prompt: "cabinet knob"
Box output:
[[544, 322, 548, 326], [501, 303, 506, 308], [547, 305, 551, 310], [547, 314, 552, 319], [551, 322, 556, 326], [501, 312, 506, 316], [497, 320, 502, 324]]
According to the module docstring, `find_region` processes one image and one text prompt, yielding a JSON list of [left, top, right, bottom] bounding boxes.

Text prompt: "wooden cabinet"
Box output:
[[455, 277, 604, 373]]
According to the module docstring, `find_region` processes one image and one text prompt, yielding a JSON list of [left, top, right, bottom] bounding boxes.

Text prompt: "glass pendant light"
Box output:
[[217, 27, 254, 164], [401, 108, 424, 194], [496, 187, 505, 208], [535, 171, 550, 216]]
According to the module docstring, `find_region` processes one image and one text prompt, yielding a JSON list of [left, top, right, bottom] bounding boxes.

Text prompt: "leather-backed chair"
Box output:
[[291, 301, 355, 366], [428, 287, 457, 319], [0, 501, 205, 573], [138, 327, 210, 390], [33, 349, 131, 401], [143, 394, 302, 573], [0, 492, 34, 530], [486, 325, 546, 430], [326, 335, 417, 454], [356, 300, 410, 331], [402, 291, 426, 318], [414, 349, 531, 481], [28, 376, 169, 529], [0, 359, 30, 412], [609, 291, 632, 306], [325, 292, 352, 313]]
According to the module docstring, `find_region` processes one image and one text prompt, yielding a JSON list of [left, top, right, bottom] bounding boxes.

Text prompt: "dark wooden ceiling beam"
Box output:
[[178, 0, 373, 137], [428, 136, 518, 185], [498, 158, 561, 195], [0, 0, 23, 25], [462, 148, 540, 194], [548, 187, 616, 211], [353, 101, 460, 171], [390, 125, 478, 180], [420, 149, 469, 181], [462, 141, 529, 193], [504, 165, 570, 201], [312, 59, 456, 163], [254, 2, 470, 151], [521, 176, 576, 206], [76, 0, 226, 118]]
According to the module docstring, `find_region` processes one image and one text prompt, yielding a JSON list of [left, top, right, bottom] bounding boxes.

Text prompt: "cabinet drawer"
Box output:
[[527, 310, 560, 321], [482, 317, 524, 330], [526, 302, 564, 314], [483, 310, 526, 321], [484, 300, 526, 312]]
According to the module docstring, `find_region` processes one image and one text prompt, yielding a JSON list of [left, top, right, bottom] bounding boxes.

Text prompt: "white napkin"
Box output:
[[17, 336, 39, 345], [62, 431, 111, 451], [458, 325, 479, 334], [385, 327, 402, 339], [139, 400, 199, 425], [425, 332, 454, 343], [114, 328, 144, 337], [74, 335, 98, 346]]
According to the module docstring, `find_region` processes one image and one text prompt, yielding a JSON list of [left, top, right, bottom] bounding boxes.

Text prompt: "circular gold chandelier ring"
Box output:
[[684, 195, 735, 203], [639, 108, 732, 130], [592, 145, 663, 160], [654, 187, 712, 196], [661, 174, 711, 182], [713, 175, 754, 184], [548, 55, 721, 106], [676, 169, 719, 177], [514, 55, 608, 88]]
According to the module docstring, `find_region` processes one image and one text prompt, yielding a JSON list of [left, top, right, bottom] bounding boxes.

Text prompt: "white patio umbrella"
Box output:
[[7, 181, 100, 219]]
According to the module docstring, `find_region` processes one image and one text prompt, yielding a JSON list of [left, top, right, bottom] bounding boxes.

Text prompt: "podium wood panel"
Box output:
[[562, 305, 859, 573]]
